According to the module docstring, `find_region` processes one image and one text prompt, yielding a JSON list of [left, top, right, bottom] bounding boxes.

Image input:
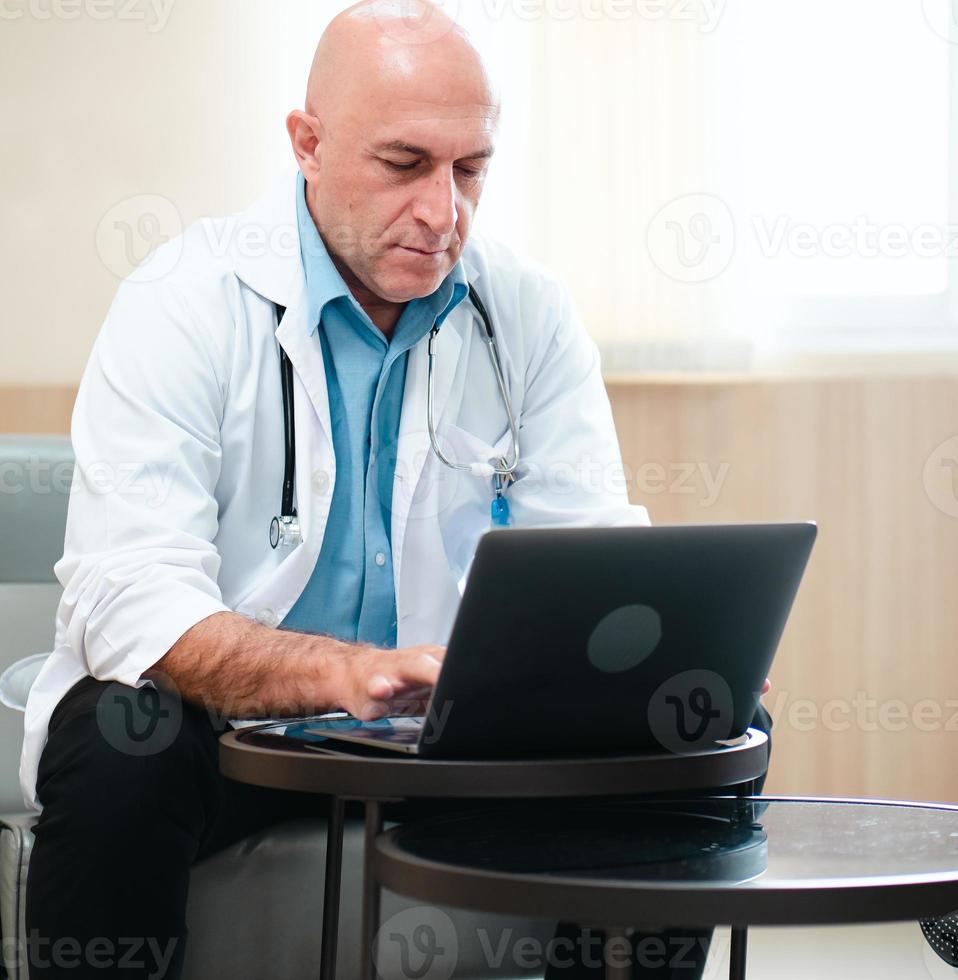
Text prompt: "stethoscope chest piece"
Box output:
[[491, 457, 515, 527], [270, 514, 302, 550]]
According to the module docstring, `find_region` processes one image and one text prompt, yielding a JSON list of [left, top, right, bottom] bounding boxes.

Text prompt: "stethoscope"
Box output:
[[270, 285, 520, 549]]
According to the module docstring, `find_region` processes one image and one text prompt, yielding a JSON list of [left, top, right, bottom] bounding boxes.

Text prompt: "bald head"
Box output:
[[307, 1, 497, 119], [287, 1, 500, 329]]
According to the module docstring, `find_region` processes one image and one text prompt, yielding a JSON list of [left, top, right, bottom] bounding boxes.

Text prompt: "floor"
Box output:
[[704, 923, 953, 979]]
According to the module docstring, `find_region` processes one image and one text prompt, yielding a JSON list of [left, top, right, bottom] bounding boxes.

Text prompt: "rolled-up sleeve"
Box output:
[[54, 276, 232, 688]]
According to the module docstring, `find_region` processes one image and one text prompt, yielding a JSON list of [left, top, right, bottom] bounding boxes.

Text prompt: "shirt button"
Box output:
[[256, 607, 279, 628], [375, 552, 387, 567]]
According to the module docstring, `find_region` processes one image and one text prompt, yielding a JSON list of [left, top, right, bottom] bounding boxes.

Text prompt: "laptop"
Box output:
[[302, 522, 816, 758]]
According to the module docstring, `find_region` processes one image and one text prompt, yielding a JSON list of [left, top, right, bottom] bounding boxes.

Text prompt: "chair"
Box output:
[[0, 435, 550, 980]]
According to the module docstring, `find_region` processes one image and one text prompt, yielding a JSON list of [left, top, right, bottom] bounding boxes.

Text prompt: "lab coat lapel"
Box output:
[[271, 292, 339, 558], [274, 295, 333, 451], [392, 319, 463, 592], [230, 167, 336, 528]]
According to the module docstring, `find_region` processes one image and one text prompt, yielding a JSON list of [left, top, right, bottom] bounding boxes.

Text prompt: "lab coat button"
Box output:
[[312, 470, 330, 494], [256, 607, 279, 627], [375, 552, 387, 567]]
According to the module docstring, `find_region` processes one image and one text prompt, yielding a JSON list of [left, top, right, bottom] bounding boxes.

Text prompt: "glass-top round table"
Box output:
[[374, 797, 958, 979], [220, 722, 770, 980]]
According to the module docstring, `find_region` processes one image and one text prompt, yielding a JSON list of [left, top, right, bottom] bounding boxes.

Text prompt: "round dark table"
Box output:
[[219, 722, 769, 980], [373, 796, 958, 980]]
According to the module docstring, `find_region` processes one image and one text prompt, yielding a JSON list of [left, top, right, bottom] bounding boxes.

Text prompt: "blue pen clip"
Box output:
[[491, 458, 513, 527]]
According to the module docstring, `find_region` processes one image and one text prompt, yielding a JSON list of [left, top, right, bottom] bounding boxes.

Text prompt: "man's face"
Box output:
[[308, 88, 498, 303]]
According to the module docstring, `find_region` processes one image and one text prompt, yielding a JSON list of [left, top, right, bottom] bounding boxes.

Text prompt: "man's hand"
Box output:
[[761, 678, 771, 696], [334, 644, 446, 721], [151, 613, 445, 721]]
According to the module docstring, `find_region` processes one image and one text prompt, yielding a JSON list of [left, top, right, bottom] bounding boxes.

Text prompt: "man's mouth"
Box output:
[[398, 245, 446, 258]]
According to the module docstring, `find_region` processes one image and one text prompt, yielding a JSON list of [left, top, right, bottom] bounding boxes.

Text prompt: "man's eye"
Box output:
[[384, 160, 419, 172]]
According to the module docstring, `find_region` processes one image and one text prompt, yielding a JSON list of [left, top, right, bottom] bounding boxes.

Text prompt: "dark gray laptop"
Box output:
[[304, 522, 816, 757]]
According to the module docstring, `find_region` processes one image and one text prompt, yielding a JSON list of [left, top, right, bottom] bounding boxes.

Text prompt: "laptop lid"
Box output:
[[418, 522, 816, 758]]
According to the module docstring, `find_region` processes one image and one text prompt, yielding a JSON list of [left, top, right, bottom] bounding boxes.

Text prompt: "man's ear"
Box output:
[[286, 110, 324, 181]]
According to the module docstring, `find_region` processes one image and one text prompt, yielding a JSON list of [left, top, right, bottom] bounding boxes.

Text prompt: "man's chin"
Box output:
[[375, 264, 451, 303]]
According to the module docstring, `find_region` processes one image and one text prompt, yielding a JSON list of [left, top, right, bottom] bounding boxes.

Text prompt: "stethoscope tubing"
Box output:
[[279, 342, 296, 522], [426, 284, 520, 478], [271, 285, 519, 547]]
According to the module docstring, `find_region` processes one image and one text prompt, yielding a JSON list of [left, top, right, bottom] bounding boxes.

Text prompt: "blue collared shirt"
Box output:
[[281, 171, 468, 647]]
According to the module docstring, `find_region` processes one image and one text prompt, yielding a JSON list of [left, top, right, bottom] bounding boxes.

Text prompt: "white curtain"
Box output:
[[467, 0, 958, 371]]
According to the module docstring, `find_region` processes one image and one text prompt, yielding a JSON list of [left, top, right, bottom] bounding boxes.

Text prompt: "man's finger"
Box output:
[[394, 652, 442, 690], [367, 674, 395, 700]]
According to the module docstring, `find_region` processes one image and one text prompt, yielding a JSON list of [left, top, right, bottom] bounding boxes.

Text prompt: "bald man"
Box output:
[[22, 2, 762, 978]]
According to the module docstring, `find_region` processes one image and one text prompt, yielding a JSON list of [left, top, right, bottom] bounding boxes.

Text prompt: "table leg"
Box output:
[[735, 778, 756, 798], [319, 796, 345, 980], [603, 927, 632, 980], [360, 800, 384, 980], [729, 926, 748, 980]]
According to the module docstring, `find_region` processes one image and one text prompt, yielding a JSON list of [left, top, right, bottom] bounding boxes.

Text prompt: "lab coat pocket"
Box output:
[[432, 423, 514, 591]]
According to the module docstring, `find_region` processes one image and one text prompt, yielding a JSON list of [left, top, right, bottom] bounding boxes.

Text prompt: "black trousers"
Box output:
[[25, 676, 771, 979], [25, 676, 340, 979]]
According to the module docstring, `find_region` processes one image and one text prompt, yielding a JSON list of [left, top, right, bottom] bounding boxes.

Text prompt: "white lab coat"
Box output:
[[20, 168, 649, 810]]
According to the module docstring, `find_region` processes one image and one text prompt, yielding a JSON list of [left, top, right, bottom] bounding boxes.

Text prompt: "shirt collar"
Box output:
[[296, 170, 470, 338], [296, 171, 354, 335], [424, 255, 469, 332]]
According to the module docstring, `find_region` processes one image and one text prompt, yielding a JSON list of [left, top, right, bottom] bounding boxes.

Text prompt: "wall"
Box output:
[[7, 374, 958, 802], [0, 0, 331, 387], [610, 374, 958, 803]]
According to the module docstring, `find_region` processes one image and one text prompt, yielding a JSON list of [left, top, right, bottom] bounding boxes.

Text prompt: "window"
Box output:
[[468, 0, 958, 370]]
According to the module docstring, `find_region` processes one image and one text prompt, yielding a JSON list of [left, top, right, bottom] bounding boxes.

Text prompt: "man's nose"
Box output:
[[412, 168, 458, 238]]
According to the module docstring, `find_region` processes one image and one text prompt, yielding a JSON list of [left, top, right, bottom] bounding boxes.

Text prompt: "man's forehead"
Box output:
[[378, 98, 499, 124], [367, 102, 499, 156]]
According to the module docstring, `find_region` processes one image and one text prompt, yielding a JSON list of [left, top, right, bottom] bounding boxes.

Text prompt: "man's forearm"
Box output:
[[146, 611, 352, 719]]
